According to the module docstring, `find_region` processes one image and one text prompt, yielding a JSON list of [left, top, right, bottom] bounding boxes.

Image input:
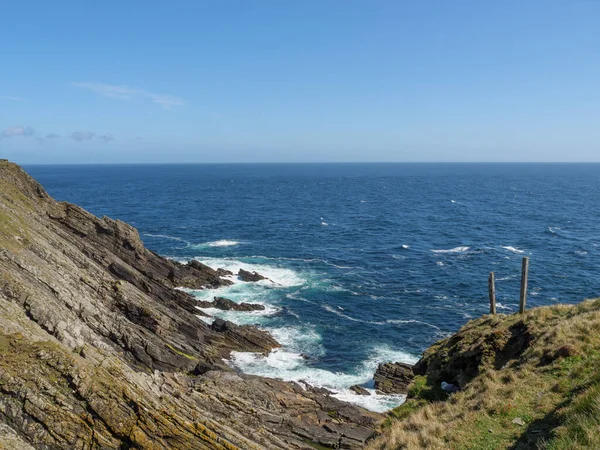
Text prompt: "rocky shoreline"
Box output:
[[0, 161, 417, 449]]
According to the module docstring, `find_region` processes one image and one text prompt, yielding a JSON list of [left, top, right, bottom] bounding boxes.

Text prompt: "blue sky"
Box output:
[[1, 1, 599, 163]]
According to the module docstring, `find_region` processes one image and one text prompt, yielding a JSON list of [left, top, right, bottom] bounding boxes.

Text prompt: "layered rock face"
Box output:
[[197, 296, 266, 311], [0, 161, 380, 449], [373, 363, 414, 394]]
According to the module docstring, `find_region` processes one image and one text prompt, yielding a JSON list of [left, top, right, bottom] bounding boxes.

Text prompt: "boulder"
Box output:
[[350, 385, 371, 396], [374, 362, 414, 394], [238, 268, 267, 282]]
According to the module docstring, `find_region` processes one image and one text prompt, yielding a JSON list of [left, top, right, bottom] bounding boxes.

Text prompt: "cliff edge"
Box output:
[[368, 298, 600, 449], [0, 161, 380, 449]]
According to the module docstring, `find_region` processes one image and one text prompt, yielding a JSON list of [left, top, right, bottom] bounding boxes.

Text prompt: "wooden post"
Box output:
[[488, 272, 496, 314], [519, 257, 529, 314]]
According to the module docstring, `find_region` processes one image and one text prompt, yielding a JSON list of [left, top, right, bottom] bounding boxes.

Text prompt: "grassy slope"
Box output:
[[368, 299, 600, 450]]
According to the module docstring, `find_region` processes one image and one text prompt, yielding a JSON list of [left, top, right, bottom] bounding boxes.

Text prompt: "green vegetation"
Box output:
[[369, 299, 600, 450], [166, 342, 197, 360]]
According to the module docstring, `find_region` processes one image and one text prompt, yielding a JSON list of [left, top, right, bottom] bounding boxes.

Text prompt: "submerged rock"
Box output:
[[374, 362, 414, 394]]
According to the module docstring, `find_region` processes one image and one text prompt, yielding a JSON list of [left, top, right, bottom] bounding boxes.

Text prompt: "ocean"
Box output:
[[26, 163, 600, 412]]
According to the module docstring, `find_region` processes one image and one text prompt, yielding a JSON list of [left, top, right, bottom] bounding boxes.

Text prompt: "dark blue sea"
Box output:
[[26, 163, 600, 411]]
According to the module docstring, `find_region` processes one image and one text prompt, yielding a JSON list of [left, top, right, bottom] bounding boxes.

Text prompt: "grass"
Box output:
[[368, 299, 600, 450]]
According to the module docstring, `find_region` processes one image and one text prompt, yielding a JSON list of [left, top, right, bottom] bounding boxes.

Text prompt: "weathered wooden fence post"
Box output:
[[488, 272, 496, 314], [519, 257, 529, 314]]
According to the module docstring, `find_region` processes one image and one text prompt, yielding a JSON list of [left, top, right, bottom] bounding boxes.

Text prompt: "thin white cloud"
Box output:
[[74, 82, 184, 110], [0, 95, 28, 102], [98, 133, 115, 143], [71, 131, 95, 142], [0, 126, 35, 139]]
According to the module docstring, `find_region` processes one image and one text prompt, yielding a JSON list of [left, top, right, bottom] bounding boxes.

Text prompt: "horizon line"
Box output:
[[15, 161, 600, 166]]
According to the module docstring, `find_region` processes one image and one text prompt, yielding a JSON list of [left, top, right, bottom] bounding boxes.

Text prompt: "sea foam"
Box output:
[[430, 246, 470, 254], [227, 344, 418, 413], [199, 257, 305, 287], [502, 246, 525, 254], [190, 240, 241, 248]]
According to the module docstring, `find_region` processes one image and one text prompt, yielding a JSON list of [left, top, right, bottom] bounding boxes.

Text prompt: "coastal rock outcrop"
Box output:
[[350, 385, 371, 396], [238, 268, 268, 282], [373, 362, 414, 394], [197, 296, 266, 311], [0, 161, 381, 449], [209, 318, 281, 354]]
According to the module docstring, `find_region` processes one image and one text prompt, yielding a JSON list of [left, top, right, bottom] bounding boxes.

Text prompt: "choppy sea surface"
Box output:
[[26, 163, 600, 411]]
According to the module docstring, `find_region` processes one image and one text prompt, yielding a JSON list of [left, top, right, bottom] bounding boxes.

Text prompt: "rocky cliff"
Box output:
[[0, 161, 380, 449]]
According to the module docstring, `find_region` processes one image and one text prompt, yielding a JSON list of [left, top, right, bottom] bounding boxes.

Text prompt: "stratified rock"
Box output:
[[238, 268, 268, 282], [0, 160, 381, 449], [374, 362, 414, 394], [196, 296, 266, 311], [350, 385, 371, 396], [216, 268, 234, 277], [0, 424, 35, 450], [213, 296, 266, 311], [209, 318, 280, 354]]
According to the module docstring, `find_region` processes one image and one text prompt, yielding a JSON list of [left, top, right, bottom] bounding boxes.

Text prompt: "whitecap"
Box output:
[[208, 240, 240, 247], [322, 305, 363, 322], [401, 244, 410, 249], [385, 319, 442, 331], [190, 239, 241, 248], [430, 246, 470, 254], [547, 226, 560, 235], [321, 222, 328, 226], [502, 246, 525, 254], [496, 302, 512, 310]]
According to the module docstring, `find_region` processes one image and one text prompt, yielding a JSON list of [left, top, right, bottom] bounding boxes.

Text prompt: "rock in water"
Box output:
[[196, 296, 266, 311], [210, 318, 281, 354], [238, 268, 268, 282], [213, 296, 266, 311], [374, 362, 414, 394], [350, 385, 371, 396]]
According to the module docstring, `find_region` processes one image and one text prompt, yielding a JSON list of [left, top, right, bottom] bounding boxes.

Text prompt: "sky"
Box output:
[[1, 1, 599, 164]]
